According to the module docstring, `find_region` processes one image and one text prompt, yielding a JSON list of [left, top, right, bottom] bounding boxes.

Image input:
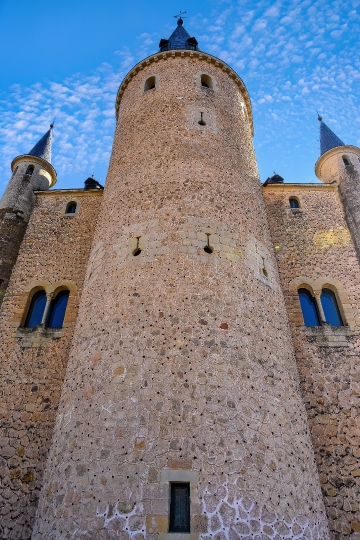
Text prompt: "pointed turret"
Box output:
[[159, 17, 199, 52], [318, 115, 345, 155], [0, 124, 56, 306], [28, 124, 53, 163]]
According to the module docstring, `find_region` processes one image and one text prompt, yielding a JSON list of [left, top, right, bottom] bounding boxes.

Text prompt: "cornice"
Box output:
[[262, 182, 336, 191], [34, 188, 104, 197], [315, 145, 360, 181], [11, 154, 57, 188], [115, 49, 254, 136]]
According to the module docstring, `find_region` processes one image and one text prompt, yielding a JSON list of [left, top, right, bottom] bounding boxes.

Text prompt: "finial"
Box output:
[[317, 111, 322, 122], [174, 10, 187, 24], [50, 118, 56, 129]]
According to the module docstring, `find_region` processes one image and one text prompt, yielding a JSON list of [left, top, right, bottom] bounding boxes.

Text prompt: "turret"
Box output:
[[315, 115, 360, 260], [0, 125, 56, 306], [34, 20, 329, 538]]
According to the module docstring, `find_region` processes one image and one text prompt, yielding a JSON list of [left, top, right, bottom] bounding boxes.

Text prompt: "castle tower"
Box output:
[[315, 116, 360, 261], [0, 125, 56, 305], [33, 21, 329, 538]]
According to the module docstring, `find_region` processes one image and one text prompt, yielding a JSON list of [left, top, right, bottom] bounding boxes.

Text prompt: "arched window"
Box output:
[[24, 290, 46, 328], [144, 76, 156, 92], [66, 202, 77, 214], [343, 156, 351, 167], [46, 290, 69, 328], [26, 165, 34, 176], [200, 74, 213, 89], [321, 288, 343, 326], [289, 197, 300, 209], [298, 288, 320, 326]]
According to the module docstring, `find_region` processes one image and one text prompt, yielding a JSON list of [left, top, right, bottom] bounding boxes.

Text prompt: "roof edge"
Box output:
[[315, 144, 360, 181], [115, 49, 254, 136], [11, 154, 57, 188]]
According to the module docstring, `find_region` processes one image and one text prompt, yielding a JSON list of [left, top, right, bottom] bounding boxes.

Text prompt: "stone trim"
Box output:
[[315, 144, 360, 181], [115, 49, 254, 135], [11, 154, 57, 187], [289, 276, 355, 340], [34, 189, 104, 197], [262, 183, 336, 191]]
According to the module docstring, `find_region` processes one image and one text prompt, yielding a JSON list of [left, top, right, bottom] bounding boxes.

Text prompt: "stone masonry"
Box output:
[[0, 189, 103, 539], [1, 21, 360, 540], [32, 52, 329, 538], [263, 183, 360, 539]]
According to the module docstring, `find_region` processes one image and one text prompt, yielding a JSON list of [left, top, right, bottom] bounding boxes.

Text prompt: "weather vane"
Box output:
[[174, 10, 187, 20]]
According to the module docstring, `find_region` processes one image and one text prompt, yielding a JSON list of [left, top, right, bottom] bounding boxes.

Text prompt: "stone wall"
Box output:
[[0, 189, 103, 539], [33, 53, 329, 538], [263, 183, 360, 539]]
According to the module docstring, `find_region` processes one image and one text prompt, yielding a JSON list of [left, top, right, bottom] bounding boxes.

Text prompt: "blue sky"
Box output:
[[0, 0, 359, 195]]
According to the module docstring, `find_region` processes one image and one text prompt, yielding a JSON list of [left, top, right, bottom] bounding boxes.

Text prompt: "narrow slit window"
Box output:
[[343, 156, 351, 166], [169, 483, 190, 533], [321, 288, 343, 326], [26, 165, 34, 176], [25, 290, 47, 328], [298, 288, 320, 326], [289, 197, 300, 209], [66, 202, 77, 214], [144, 76, 156, 92], [46, 290, 69, 329], [200, 74, 213, 89]]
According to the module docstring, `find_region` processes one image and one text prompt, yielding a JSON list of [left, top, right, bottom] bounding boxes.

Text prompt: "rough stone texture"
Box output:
[[32, 55, 329, 538], [0, 158, 53, 308], [263, 183, 360, 539], [0, 189, 102, 539]]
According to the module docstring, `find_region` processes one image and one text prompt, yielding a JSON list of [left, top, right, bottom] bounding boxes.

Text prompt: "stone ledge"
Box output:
[[159, 534, 199, 540], [301, 325, 354, 347]]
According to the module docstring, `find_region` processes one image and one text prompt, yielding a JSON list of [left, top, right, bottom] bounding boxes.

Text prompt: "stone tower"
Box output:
[[315, 115, 360, 263], [33, 20, 330, 538], [0, 126, 56, 305]]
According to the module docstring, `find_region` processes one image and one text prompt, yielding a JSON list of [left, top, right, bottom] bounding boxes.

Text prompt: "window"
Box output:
[[25, 290, 46, 328], [298, 288, 320, 326], [46, 290, 69, 328], [321, 288, 343, 326], [343, 156, 351, 167], [66, 202, 77, 214], [289, 197, 300, 209], [25, 165, 34, 176], [200, 74, 213, 89], [144, 76, 156, 92], [169, 483, 190, 533]]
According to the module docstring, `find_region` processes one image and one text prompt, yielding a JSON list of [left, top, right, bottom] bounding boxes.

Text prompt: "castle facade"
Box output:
[[1, 19, 360, 540]]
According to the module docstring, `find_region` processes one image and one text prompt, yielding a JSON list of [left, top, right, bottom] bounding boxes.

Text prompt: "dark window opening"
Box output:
[[198, 112, 206, 126], [343, 156, 351, 167], [204, 233, 213, 253], [46, 290, 69, 329], [169, 483, 190, 533], [298, 288, 320, 326], [25, 290, 46, 328], [26, 165, 34, 176], [321, 288, 343, 326], [289, 197, 300, 209], [200, 74, 213, 89], [66, 202, 77, 214], [144, 76, 156, 92]]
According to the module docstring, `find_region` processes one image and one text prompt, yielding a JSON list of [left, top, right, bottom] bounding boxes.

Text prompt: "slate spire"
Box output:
[[318, 115, 345, 156], [28, 124, 54, 164], [159, 17, 199, 52]]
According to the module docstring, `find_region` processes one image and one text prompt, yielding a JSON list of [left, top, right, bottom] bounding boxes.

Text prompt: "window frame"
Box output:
[[289, 197, 300, 209], [24, 289, 47, 328], [169, 482, 191, 533], [144, 75, 157, 92]]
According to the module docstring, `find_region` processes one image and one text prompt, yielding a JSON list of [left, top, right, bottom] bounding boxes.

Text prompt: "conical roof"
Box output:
[[319, 117, 345, 156], [159, 18, 199, 52], [28, 124, 53, 164]]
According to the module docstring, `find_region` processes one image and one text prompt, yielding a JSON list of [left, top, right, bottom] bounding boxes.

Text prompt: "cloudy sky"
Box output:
[[0, 0, 359, 195]]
